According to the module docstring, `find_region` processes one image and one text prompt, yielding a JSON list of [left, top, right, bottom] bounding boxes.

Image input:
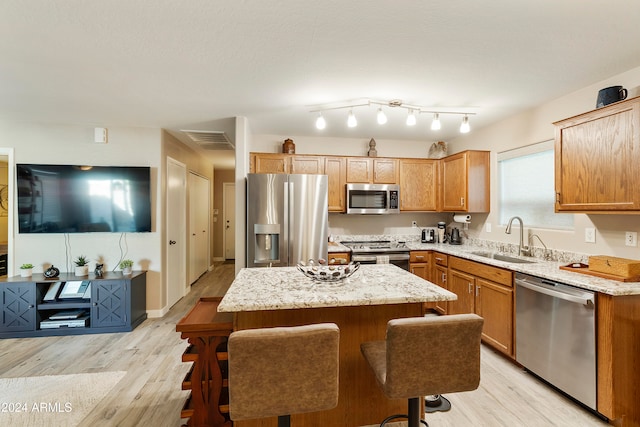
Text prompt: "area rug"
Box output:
[[0, 371, 126, 427]]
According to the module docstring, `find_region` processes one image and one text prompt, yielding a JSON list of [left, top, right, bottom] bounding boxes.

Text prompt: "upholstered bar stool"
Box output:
[[361, 314, 484, 427], [227, 323, 340, 427]]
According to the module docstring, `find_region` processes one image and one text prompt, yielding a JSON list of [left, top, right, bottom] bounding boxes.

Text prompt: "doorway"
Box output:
[[189, 172, 210, 284], [223, 182, 235, 260], [166, 157, 187, 308], [0, 149, 13, 277]]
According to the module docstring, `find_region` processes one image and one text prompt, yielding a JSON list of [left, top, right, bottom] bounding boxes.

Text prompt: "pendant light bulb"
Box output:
[[406, 109, 416, 126], [315, 112, 326, 130], [377, 108, 387, 125], [347, 110, 357, 128], [431, 113, 441, 131], [460, 115, 470, 133]]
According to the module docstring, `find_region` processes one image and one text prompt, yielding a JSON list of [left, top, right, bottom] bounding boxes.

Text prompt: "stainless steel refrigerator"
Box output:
[[246, 173, 328, 267]]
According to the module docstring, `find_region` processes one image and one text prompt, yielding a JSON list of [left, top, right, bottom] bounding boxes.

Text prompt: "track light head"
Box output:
[[315, 113, 326, 130], [376, 108, 387, 125], [431, 113, 441, 131], [347, 110, 357, 128], [460, 115, 470, 133], [406, 109, 416, 126]]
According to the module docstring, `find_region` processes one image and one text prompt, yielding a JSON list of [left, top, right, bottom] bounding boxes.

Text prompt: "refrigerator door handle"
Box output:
[[283, 180, 290, 264]]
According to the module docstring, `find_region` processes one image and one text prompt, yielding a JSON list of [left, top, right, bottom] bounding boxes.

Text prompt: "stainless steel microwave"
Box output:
[[346, 183, 400, 214]]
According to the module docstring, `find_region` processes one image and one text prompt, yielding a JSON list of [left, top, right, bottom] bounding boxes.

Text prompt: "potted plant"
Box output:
[[119, 259, 134, 275], [74, 255, 89, 276], [20, 263, 34, 278]]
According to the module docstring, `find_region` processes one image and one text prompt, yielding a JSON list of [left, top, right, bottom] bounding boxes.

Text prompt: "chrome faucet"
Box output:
[[505, 216, 529, 256]]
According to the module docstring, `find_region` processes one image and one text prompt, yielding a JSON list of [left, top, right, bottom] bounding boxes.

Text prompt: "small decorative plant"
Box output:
[[74, 255, 89, 266], [119, 259, 134, 275], [20, 263, 34, 277], [74, 255, 89, 276]]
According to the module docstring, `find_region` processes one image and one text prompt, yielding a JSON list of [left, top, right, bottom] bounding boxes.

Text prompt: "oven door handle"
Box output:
[[351, 254, 410, 262]]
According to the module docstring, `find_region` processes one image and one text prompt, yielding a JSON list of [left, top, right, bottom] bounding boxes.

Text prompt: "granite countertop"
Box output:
[[328, 241, 349, 252], [217, 264, 457, 312], [405, 242, 640, 296]]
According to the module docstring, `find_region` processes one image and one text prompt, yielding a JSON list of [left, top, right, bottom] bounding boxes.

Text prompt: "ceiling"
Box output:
[[2, 1, 640, 170]]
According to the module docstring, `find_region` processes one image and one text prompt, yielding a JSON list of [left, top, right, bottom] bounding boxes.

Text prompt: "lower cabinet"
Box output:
[[0, 272, 146, 338], [1, 282, 36, 333], [448, 256, 514, 357], [328, 252, 350, 265], [432, 253, 448, 314], [410, 251, 432, 313]]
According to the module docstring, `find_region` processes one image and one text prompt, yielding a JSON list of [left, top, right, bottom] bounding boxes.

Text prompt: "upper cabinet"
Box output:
[[325, 156, 346, 212], [250, 153, 289, 174], [554, 96, 640, 212], [250, 150, 490, 213], [399, 158, 438, 211], [346, 157, 398, 184], [440, 150, 490, 212]]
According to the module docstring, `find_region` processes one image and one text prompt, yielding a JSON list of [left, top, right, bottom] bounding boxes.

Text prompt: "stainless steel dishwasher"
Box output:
[[515, 272, 596, 410]]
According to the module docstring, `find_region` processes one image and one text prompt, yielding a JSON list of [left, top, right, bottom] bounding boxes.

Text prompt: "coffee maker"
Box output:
[[437, 222, 446, 243]]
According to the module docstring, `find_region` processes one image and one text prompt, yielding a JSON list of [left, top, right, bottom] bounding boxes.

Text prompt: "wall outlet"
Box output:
[[585, 227, 596, 243], [625, 231, 637, 247], [485, 223, 492, 233], [412, 221, 418, 228]]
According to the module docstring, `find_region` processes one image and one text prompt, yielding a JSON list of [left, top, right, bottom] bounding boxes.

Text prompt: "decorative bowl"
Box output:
[[296, 259, 360, 282]]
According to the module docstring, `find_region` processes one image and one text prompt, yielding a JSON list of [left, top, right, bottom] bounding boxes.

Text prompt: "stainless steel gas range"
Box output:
[[341, 240, 410, 271]]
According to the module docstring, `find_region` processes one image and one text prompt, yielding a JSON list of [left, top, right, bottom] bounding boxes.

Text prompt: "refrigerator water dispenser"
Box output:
[[253, 223, 280, 264]]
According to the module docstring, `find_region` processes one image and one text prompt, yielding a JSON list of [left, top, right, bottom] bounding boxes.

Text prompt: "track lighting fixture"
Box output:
[[431, 113, 441, 130], [309, 98, 476, 133], [347, 110, 357, 128], [460, 115, 470, 133], [376, 108, 387, 125]]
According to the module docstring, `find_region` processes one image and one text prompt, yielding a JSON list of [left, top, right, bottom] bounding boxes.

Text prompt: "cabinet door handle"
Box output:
[[28, 304, 34, 309], [556, 192, 561, 203], [476, 285, 480, 296], [468, 283, 473, 293], [461, 197, 465, 206], [442, 273, 446, 283], [415, 256, 424, 260]]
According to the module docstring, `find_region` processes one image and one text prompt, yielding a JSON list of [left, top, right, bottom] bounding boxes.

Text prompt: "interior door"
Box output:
[[167, 157, 187, 308], [189, 173, 210, 283], [223, 182, 236, 260]]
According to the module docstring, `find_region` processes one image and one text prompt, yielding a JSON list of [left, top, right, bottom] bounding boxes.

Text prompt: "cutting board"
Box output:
[[559, 263, 640, 282]]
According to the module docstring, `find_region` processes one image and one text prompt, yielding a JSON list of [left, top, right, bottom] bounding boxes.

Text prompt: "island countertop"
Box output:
[[217, 264, 457, 312]]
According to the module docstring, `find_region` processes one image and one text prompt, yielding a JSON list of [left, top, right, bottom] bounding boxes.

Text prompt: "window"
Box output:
[[498, 140, 573, 229]]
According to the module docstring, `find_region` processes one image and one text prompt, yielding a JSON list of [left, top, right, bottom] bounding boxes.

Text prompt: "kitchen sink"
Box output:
[[470, 251, 536, 264]]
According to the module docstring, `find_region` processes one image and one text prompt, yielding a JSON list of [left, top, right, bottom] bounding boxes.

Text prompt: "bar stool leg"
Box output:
[[277, 415, 291, 427]]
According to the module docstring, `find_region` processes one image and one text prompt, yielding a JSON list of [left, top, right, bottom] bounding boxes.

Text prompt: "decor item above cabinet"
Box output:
[[554, 96, 640, 212], [440, 150, 490, 213]]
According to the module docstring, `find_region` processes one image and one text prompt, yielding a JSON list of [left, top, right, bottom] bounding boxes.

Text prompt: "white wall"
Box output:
[[2, 122, 164, 310], [449, 64, 640, 258]]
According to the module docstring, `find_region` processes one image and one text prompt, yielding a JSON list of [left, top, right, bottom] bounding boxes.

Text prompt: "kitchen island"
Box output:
[[218, 264, 457, 427]]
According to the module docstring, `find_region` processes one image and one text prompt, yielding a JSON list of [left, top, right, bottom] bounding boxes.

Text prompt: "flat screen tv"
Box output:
[[17, 164, 152, 234]]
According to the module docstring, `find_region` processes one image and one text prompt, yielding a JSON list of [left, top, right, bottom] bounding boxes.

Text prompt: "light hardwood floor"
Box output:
[[1, 262, 610, 427]]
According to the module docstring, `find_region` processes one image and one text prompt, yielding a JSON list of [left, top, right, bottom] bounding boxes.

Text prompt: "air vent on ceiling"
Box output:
[[180, 130, 234, 150]]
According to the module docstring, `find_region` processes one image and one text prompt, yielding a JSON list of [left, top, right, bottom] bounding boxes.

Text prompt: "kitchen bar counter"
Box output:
[[218, 264, 456, 427], [218, 264, 456, 312]]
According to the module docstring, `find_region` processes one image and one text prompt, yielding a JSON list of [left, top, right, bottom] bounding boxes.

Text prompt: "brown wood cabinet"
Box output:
[[250, 152, 289, 174], [447, 256, 514, 357], [432, 253, 448, 315], [440, 150, 490, 212], [399, 158, 438, 211], [554, 96, 640, 212], [325, 156, 346, 212], [346, 157, 398, 184], [290, 155, 324, 174], [409, 251, 430, 280], [328, 252, 350, 265]]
